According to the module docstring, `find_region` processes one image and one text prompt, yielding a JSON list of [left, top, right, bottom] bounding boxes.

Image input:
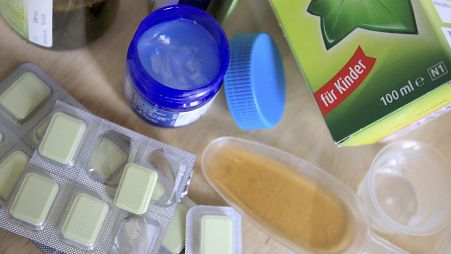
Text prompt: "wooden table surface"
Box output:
[[0, 0, 450, 253]]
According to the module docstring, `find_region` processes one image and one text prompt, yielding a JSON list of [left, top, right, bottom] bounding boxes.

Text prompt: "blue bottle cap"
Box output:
[[224, 33, 286, 130]]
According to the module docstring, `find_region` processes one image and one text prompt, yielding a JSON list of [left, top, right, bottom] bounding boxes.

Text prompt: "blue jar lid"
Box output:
[[224, 33, 286, 130]]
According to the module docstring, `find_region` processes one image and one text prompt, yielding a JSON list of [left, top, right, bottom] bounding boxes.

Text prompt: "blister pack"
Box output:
[[186, 206, 242, 254], [0, 63, 83, 252], [0, 101, 195, 254], [158, 197, 196, 254], [0, 127, 33, 208], [0, 122, 19, 158], [36, 197, 197, 254], [0, 63, 85, 149]]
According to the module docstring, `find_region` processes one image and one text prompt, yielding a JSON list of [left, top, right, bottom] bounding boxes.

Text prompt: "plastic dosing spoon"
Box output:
[[201, 137, 408, 254]]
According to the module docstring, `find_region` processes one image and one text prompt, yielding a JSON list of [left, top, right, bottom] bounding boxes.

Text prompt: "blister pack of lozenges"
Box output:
[[37, 198, 197, 254], [0, 101, 195, 254], [186, 206, 242, 254], [0, 64, 105, 253], [0, 122, 19, 158], [0, 63, 85, 149], [0, 128, 33, 208], [0, 63, 84, 213], [159, 197, 197, 254], [111, 195, 196, 254]]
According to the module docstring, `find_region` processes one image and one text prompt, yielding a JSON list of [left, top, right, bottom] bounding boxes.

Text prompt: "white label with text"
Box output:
[[27, 0, 53, 47]]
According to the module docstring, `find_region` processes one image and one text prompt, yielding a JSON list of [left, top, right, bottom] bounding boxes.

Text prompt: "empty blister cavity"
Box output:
[[147, 148, 188, 205], [151, 182, 166, 202], [39, 112, 86, 165], [111, 216, 161, 254], [0, 72, 51, 122], [148, 176, 176, 207], [88, 132, 130, 185], [35, 118, 51, 142], [0, 124, 19, 158], [60, 192, 110, 250], [0, 151, 30, 202], [161, 198, 195, 254], [186, 206, 242, 254], [148, 149, 176, 182], [114, 163, 158, 214], [9, 172, 59, 230]]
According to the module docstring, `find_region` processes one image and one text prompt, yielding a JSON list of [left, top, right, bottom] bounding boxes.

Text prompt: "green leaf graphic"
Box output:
[[308, 0, 418, 49]]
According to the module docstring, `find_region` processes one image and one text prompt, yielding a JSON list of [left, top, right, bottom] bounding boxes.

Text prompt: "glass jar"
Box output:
[[125, 5, 229, 128], [0, 0, 119, 49]]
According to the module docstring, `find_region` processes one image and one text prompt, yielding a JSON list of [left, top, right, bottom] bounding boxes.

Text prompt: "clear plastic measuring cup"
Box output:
[[358, 140, 451, 235], [201, 137, 408, 254], [437, 227, 451, 254]]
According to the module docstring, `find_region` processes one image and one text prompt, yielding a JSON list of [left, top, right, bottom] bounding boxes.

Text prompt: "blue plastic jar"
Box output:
[[125, 5, 229, 128]]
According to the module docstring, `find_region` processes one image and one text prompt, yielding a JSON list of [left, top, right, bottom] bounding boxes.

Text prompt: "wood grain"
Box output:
[[0, 0, 450, 253]]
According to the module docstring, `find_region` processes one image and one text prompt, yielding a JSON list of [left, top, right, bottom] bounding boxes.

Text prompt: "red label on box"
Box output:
[[314, 47, 376, 116]]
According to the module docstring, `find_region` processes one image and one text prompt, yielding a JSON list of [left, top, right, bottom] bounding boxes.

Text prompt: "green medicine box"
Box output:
[[271, 0, 451, 146]]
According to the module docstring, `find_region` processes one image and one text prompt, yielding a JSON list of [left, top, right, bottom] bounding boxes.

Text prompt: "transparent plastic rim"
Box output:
[[201, 136, 370, 254], [367, 140, 451, 235]]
